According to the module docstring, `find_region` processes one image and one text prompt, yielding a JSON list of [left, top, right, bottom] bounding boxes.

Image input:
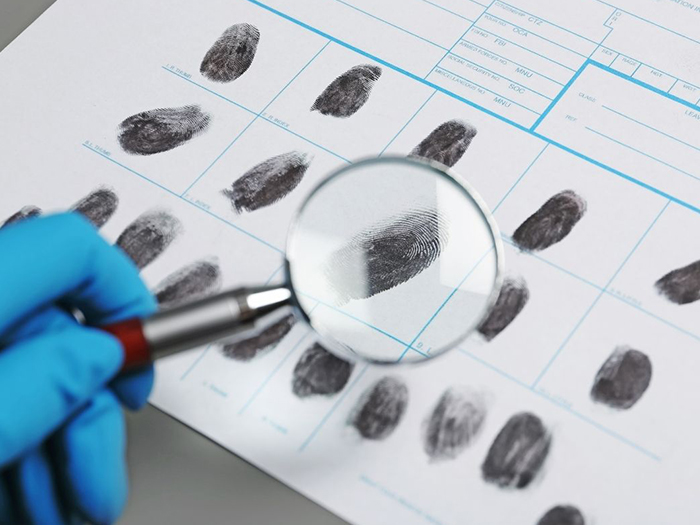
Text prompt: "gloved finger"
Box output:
[[54, 390, 128, 525], [0, 304, 74, 348], [0, 326, 122, 466], [110, 367, 154, 411], [0, 303, 154, 411], [0, 212, 156, 334], [5, 446, 65, 525]]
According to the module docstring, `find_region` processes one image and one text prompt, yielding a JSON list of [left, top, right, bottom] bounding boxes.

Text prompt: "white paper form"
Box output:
[[1, 0, 700, 523]]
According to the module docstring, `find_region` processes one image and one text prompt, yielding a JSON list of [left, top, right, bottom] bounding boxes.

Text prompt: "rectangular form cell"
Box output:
[[535, 64, 700, 210], [590, 46, 618, 67], [428, 66, 539, 127], [488, 1, 598, 57], [332, 0, 472, 50], [610, 55, 640, 76], [669, 81, 700, 106], [633, 65, 676, 93], [478, 13, 587, 71], [454, 39, 563, 98], [464, 26, 574, 85], [439, 53, 552, 113], [422, 0, 486, 21]]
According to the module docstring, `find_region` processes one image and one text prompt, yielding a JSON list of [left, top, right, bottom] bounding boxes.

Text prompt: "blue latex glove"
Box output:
[[0, 213, 157, 524]]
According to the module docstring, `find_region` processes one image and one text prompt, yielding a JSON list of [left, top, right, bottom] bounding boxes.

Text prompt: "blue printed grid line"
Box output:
[[435, 65, 540, 115], [591, 0, 700, 47], [417, 0, 473, 21], [457, 350, 661, 461], [668, 79, 679, 93], [379, 90, 437, 155], [332, 0, 449, 50], [298, 293, 429, 358], [600, 105, 700, 155], [500, 236, 605, 291], [586, 127, 700, 183], [238, 327, 317, 415], [424, 0, 493, 78], [180, 344, 213, 381], [161, 67, 256, 115], [472, 24, 578, 72], [531, 200, 671, 388], [529, 56, 588, 131], [178, 40, 333, 196], [299, 363, 370, 451], [447, 50, 555, 100], [481, 12, 590, 58], [456, 39, 566, 86], [595, 60, 700, 112], [397, 246, 495, 362], [492, 143, 549, 213], [82, 143, 286, 253], [495, 0, 603, 46]]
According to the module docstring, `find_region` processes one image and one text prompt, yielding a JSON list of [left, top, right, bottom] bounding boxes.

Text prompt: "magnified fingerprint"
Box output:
[[222, 314, 296, 361], [200, 23, 260, 83], [537, 505, 585, 525], [477, 276, 529, 341], [154, 259, 223, 309], [481, 412, 551, 489], [423, 387, 486, 461], [71, 188, 119, 228], [512, 190, 586, 252], [2, 206, 41, 227], [222, 151, 312, 213], [311, 65, 382, 118], [292, 343, 354, 398], [655, 260, 700, 305], [351, 377, 408, 441], [409, 120, 478, 168], [325, 207, 448, 304], [116, 210, 183, 269], [590, 346, 652, 410], [118, 105, 211, 156]]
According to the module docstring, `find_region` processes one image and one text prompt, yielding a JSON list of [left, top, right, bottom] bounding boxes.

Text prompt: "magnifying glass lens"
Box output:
[[286, 157, 502, 364]]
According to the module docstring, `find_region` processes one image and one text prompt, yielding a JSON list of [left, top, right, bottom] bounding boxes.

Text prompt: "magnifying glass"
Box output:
[[105, 156, 504, 367]]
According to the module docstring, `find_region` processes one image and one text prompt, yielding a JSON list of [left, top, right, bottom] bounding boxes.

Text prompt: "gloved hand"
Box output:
[[0, 213, 157, 525]]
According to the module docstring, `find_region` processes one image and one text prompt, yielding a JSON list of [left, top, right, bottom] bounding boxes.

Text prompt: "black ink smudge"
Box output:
[[655, 260, 700, 305], [477, 276, 529, 341], [512, 190, 586, 252], [590, 346, 652, 410], [292, 343, 354, 398], [2, 206, 41, 227], [311, 65, 382, 118], [537, 505, 585, 525], [481, 412, 551, 489], [222, 314, 296, 361], [154, 259, 223, 309], [325, 207, 448, 304], [351, 377, 409, 441], [200, 23, 260, 83], [423, 387, 486, 461], [118, 105, 211, 156], [71, 187, 119, 228], [222, 151, 312, 213], [409, 120, 478, 168], [116, 210, 183, 269]]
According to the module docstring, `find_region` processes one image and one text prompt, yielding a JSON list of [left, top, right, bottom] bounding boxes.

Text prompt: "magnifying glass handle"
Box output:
[[102, 285, 292, 371]]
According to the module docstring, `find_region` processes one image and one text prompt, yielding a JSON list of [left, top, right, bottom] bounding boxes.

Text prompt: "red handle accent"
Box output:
[[102, 318, 152, 371]]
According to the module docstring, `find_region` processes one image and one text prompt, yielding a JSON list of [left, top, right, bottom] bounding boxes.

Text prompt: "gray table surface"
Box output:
[[0, 1, 348, 523]]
